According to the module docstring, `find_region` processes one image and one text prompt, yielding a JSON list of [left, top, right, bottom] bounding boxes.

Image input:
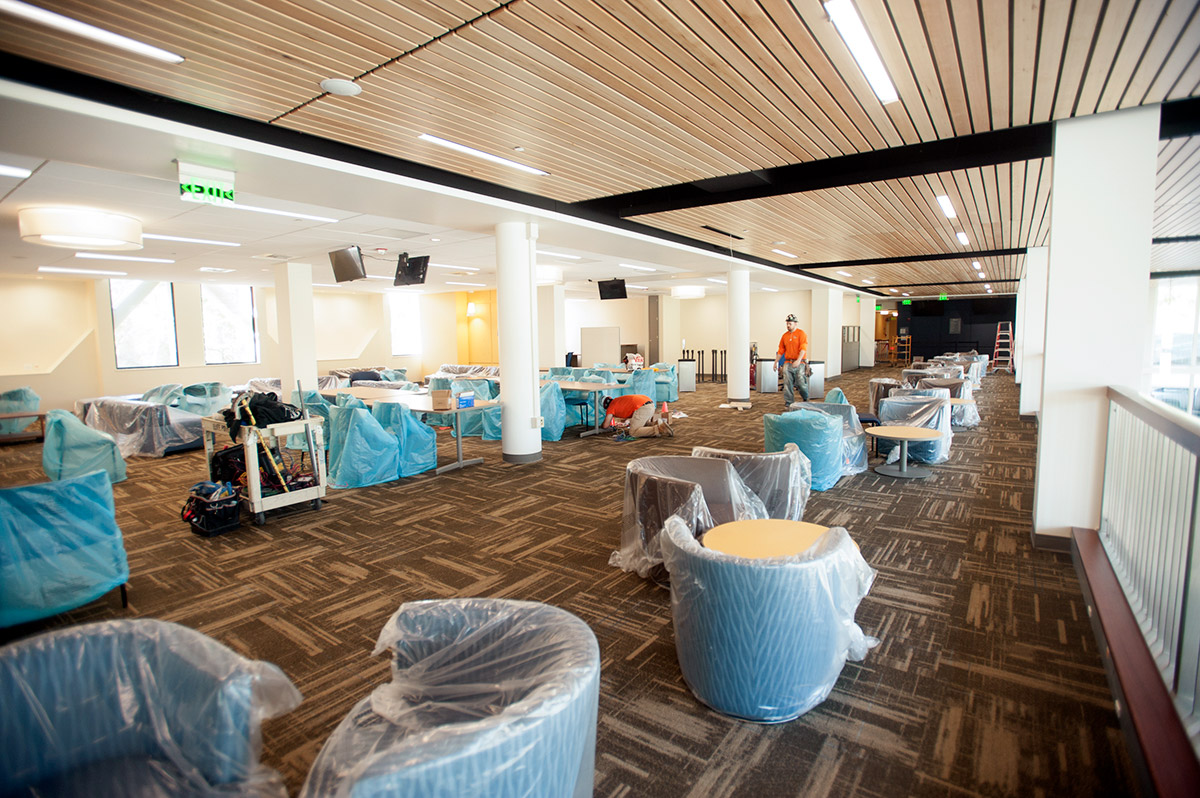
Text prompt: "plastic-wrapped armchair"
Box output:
[[660, 517, 877, 722], [486, 381, 567, 442], [327, 405, 400, 489], [868, 378, 901, 416], [794, 403, 868, 477], [1, 470, 129, 628], [877, 395, 952, 464], [288, 389, 332, 450], [372, 402, 437, 478], [916, 377, 980, 427], [649, 362, 679, 402], [612, 456, 769, 582], [622, 367, 657, 401], [449, 378, 495, 438], [42, 409, 126, 483], [140, 383, 185, 406], [300, 598, 600, 798], [0, 386, 39, 435], [0, 618, 302, 796], [181, 382, 231, 416], [763, 411, 843, 491], [691, 443, 811, 522]]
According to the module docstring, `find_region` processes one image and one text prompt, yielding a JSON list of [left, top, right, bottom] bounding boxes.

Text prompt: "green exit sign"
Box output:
[[902, 299, 912, 305], [939, 294, 949, 301], [875, 304, 881, 310]]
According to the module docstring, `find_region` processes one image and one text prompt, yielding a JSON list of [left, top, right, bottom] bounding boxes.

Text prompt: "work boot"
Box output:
[[659, 421, 674, 437]]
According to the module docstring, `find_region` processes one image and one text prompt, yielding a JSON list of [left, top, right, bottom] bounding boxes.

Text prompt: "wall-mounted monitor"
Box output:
[[598, 278, 627, 300], [328, 246, 366, 282], [393, 253, 429, 286]]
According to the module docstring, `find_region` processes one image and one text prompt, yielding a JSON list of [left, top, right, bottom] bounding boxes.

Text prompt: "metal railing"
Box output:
[[1101, 386, 1200, 756]]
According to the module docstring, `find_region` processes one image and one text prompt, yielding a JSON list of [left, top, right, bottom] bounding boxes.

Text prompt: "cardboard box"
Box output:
[[456, 391, 475, 408], [431, 390, 452, 410]]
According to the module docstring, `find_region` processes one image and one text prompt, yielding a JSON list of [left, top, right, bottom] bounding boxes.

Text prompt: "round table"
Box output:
[[702, 518, 829, 559], [864, 425, 944, 478]]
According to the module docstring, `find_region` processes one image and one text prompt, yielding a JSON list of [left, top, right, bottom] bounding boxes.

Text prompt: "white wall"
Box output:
[[677, 289, 816, 363], [564, 295, 648, 357]]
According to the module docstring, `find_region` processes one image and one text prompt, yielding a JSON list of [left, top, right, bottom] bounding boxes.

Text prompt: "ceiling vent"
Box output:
[[251, 253, 297, 261]]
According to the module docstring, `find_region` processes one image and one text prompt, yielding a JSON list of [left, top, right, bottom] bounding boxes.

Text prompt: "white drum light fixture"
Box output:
[[19, 207, 142, 250]]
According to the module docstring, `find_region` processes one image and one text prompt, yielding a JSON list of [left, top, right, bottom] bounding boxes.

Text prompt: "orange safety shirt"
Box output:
[[606, 394, 652, 418], [777, 328, 808, 362]]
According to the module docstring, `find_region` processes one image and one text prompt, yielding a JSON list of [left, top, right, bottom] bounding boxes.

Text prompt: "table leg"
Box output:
[[898, 440, 908, 474], [874, 436, 933, 479], [580, 390, 604, 438], [435, 409, 485, 474]]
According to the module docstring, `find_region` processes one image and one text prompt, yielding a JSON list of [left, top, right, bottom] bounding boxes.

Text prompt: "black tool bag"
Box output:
[[221, 392, 301, 442]]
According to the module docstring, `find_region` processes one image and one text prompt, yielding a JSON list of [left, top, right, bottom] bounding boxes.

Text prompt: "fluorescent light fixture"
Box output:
[[38, 265, 127, 276], [861, 279, 874, 285], [430, 262, 480, 272], [198, 267, 234, 273], [76, 252, 173, 263], [619, 263, 656, 272], [972, 261, 981, 269], [935, 195, 957, 219], [888, 288, 898, 292], [987, 288, 993, 294], [771, 248, 798, 258], [419, 133, 549, 176], [956, 231, 969, 246], [879, 309, 889, 315], [824, 0, 898, 104], [671, 285, 705, 299], [143, 233, 239, 247], [984, 284, 991, 289], [0, 163, 32, 178], [313, 283, 340, 288], [19, 207, 142, 250], [446, 281, 486, 287], [627, 284, 648, 290], [535, 249, 580, 259], [0, 0, 185, 63], [837, 270, 852, 277], [364, 275, 391, 280], [706, 277, 727, 284], [902, 292, 910, 296], [762, 287, 779, 292], [219, 202, 337, 223]]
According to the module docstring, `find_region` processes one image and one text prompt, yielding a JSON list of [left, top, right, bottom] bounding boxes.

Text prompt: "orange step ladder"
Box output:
[[992, 322, 1013, 373]]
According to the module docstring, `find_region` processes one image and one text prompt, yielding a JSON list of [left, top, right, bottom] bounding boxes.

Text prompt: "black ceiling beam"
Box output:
[[793, 247, 1026, 270], [572, 127, 1053, 218], [1160, 97, 1200, 139], [1153, 235, 1200, 244]]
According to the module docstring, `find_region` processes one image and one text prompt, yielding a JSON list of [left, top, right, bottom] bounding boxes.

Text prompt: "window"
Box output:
[[1149, 276, 1200, 413], [202, 284, 258, 364], [110, 279, 179, 368], [388, 293, 422, 356]]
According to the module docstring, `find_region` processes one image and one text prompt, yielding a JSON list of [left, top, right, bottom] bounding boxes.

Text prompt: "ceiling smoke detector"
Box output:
[[320, 78, 361, 97]]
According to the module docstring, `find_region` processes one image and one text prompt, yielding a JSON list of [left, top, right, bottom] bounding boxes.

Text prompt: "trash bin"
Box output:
[[678, 359, 696, 392], [756, 358, 778, 392], [808, 360, 825, 400]]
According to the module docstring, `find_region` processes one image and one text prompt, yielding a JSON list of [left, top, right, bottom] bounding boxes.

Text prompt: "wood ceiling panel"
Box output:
[[1122, 0, 1200, 105], [1145, 6, 1200, 103], [1097, 1, 1168, 112], [1052, 1, 1104, 120], [1153, 241, 1200, 272]]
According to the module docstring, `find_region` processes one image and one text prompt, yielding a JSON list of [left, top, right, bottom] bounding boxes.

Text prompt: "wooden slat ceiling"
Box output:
[[1, 0, 1199, 296]]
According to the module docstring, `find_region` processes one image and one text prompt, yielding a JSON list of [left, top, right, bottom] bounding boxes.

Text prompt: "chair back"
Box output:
[[43, 410, 126, 483], [763, 411, 843, 491], [0, 386, 39, 435], [867, 378, 901, 415], [798, 403, 869, 476], [691, 443, 811, 522], [371, 403, 437, 477], [878, 395, 953, 463], [327, 406, 399, 488]]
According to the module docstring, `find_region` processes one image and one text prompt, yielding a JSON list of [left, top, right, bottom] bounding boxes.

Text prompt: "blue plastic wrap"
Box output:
[[487, 381, 567, 442], [763, 411, 843, 491], [624, 368, 657, 400], [336, 392, 368, 409], [877, 395, 953, 464], [180, 382, 231, 416], [300, 598, 599, 798], [796, 404, 868, 477], [0, 470, 128, 627], [0, 618, 302, 796], [661, 517, 877, 722], [0, 386, 39, 435], [649, 363, 679, 402], [449, 379, 493, 438], [43, 410, 126, 483], [327, 406, 400, 489], [372, 403, 437, 478], [380, 368, 408, 382], [140, 383, 184, 406], [824, 387, 847, 404], [288, 389, 332, 451]]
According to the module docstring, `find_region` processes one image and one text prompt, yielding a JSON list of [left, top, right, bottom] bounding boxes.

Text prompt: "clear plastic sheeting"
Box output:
[[795, 404, 868, 477], [425, 364, 502, 382], [0, 618, 302, 797], [691, 443, 811, 522], [613, 456, 768, 581], [0, 386, 39, 435], [141, 383, 185, 406], [245, 376, 338, 396], [351, 380, 422, 391], [916, 378, 980, 427], [372, 403, 437, 478], [878, 395, 953, 464], [181, 382, 232, 416], [328, 406, 400, 489], [823, 387, 847, 404], [43, 410, 126, 483], [763, 411, 843, 491], [76, 397, 203, 457], [660, 517, 877, 723], [300, 598, 600, 798], [868, 378, 901, 416], [0, 470, 128, 627]]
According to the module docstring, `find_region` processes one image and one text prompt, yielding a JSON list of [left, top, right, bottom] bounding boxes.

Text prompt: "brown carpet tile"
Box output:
[[0, 367, 1138, 797]]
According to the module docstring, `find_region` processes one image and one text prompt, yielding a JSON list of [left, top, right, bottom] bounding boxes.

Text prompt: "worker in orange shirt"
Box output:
[[776, 313, 809, 406], [601, 394, 673, 437]]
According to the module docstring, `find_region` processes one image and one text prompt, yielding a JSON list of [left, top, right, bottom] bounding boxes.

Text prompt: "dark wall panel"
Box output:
[[898, 297, 1016, 359]]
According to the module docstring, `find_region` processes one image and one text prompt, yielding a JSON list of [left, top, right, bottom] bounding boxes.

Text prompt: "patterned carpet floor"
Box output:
[[0, 367, 1138, 797]]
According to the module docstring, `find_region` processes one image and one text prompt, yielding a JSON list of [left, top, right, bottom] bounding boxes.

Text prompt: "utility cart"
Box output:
[[201, 415, 326, 525]]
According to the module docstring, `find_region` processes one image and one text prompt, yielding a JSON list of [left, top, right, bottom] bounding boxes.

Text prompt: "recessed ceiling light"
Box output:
[[38, 265, 127, 276], [429, 262, 480, 272], [430, 237, 441, 242], [772, 241, 786, 246], [0, 163, 32, 178], [198, 267, 234, 273], [76, 252, 173, 263], [0, 0, 184, 63], [956, 232, 970, 246], [837, 270, 852, 277], [144, 233, 239, 247], [320, 78, 361, 97], [972, 261, 981, 269], [619, 263, 656, 272], [935, 195, 957, 219], [889, 288, 898, 292], [536, 249, 580, 259], [771, 248, 798, 258], [978, 272, 986, 278], [984, 284, 991, 290], [706, 277, 727, 284], [902, 292, 910, 296], [762, 287, 778, 292], [861, 279, 874, 285], [824, 0, 898, 104], [364, 275, 391, 280], [446, 281, 486, 287], [419, 133, 549, 176]]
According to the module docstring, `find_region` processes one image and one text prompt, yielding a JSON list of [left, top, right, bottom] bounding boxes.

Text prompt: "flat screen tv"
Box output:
[[393, 253, 429, 286], [328, 246, 366, 282], [598, 278, 627, 300]]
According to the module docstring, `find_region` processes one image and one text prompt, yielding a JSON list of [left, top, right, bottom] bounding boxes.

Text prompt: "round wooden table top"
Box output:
[[948, 397, 976, 405], [865, 425, 944, 441], [703, 518, 829, 559]]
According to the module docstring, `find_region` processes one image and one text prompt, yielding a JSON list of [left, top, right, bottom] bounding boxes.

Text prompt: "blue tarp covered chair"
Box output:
[[372, 402, 437, 478], [0, 618, 302, 795], [300, 598, 600, 798], [649, 363, 679, 402], [623, 368, 657, 401], [483, 382, 567, 443], [0, 470, 129, 628], [42, 409, 126, 483], [288, 389, 333, 451], [877, 395, 953, 464], [180, 382, 231, 416], [327, 406, 400, 489], [379, 367, 408, 382], [823, 387, 847, 404], [140, 383, 184, 406], [336, 392, 368, 409], [661, 517, 877, 723], [763, 411, 843, 491], [449, 378, 493, 438], [0, 386, 39, 435], [793, 403, 868, 478]]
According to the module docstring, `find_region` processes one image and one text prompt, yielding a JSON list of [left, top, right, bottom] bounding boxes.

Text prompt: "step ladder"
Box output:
[[893, 335, 911, 367], [992, 322, 1014, 373]]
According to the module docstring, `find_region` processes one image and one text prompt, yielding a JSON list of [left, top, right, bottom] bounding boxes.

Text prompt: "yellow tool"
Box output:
[[236, 394, 290, 493]]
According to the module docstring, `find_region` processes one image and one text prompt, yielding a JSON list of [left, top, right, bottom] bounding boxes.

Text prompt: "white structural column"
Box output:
[[1017, 247, 1048, 415], [727, 264, 751, 402], [811, 288, 843, 377], [1033, 106, 1157, 542], [859, 296, 876, 367], [537, 283, 565, 370], [495, 221, 542, 463], [274, 261, 318, 395]]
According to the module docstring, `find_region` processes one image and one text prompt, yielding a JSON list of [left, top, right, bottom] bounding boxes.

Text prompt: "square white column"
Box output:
[[274, 262, 317, 395], [811, 288, 843, 377], [1018, 247, 1048, 415]]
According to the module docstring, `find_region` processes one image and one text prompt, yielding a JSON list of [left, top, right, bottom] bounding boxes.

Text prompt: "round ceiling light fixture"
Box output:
[[19, 207, 142, 250], [320, 78, 362, 97]]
